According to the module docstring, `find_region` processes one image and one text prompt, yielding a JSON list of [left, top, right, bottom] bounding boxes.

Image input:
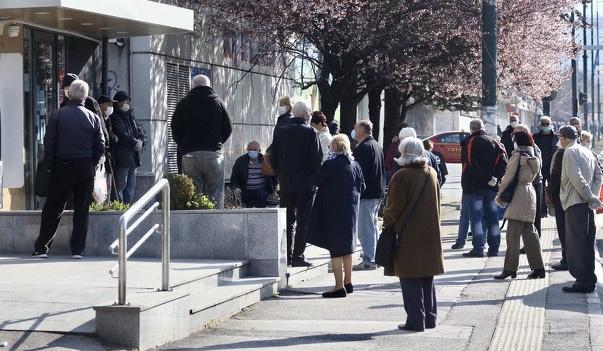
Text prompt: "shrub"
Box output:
[[167, 174, 215, 210], [90, 201, 131, 212]]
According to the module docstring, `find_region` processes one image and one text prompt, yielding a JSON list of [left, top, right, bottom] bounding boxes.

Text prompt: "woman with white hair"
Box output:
[[383, 137, 444, 331], [307, 134, 365, 298]]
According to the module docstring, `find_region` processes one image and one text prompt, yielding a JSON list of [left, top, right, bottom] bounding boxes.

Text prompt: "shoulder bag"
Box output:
[[499, 152, 528, 204]]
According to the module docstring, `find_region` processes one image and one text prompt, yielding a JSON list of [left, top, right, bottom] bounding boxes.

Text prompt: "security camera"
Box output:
[[7, 24, 20, 38]]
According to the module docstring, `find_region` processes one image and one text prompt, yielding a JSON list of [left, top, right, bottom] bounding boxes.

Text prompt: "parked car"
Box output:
[[424, 131, 470, 164]]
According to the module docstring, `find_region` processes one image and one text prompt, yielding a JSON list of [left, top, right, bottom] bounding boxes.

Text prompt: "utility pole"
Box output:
[[591, 0, 596, 138], [598, 11, 601, 140], [584, 0, 589, 131], [481, 0, 498, 136], [572, 12, 579, 117]]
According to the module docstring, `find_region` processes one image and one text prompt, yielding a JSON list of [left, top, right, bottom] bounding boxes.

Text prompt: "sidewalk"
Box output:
[[156, 164, 603, 351]]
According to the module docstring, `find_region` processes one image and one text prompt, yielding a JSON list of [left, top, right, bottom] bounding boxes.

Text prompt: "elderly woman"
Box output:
[[310, 111, 333, 163], [383, 137, 444, 331], [307, 134, 365, 298], [494, 131, 545, 280]]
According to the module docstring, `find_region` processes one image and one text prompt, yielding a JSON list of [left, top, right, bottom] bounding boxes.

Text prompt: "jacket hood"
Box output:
[[188, 86, 219, 101]]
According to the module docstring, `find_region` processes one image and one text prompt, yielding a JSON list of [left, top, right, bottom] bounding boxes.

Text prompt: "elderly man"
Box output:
[[32, 80, 105, 259], [559, 126, 602, 293], [501, 113, 520, 156], [230, 141, 277, 208], [461, 119, 507, 258], [533, 116, 559, 216], [271, 100, 323, 267], [352, 120, 385, 270], [171, 75, 233, 209]]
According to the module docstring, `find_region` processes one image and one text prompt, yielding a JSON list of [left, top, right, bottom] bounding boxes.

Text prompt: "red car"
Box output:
[[424, 132, 469, 164]]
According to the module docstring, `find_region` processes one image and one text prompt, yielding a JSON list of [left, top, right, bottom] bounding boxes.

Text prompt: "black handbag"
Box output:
[[499, 152, 527, 204], [375, 171, 430, 269]]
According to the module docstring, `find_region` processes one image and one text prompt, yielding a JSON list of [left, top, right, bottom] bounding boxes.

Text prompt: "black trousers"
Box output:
[[565, 203, 597, 289], [554, 206, 567, 264], [533, 182, 542, 237], [280, 191, 314, 262], [400, 276, 437, 331], [34, 160, 95, 255]]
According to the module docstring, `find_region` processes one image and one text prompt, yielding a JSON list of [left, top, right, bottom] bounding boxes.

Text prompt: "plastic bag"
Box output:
[[93, 165, 108, 203]]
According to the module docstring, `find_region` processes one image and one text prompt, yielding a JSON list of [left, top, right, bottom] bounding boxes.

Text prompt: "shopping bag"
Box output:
[[93, 165, 108, 203]]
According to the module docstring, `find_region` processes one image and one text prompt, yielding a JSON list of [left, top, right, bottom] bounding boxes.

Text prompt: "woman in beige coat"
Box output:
[[383, 137, 444, 332], [495, 131, 545, 280]]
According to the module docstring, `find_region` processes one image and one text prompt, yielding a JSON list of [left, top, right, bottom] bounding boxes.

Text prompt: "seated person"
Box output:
[[230, 141, 277, 208]]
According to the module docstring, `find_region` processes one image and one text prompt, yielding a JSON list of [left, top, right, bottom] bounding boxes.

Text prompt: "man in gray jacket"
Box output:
[[559, 126, 602, 293]]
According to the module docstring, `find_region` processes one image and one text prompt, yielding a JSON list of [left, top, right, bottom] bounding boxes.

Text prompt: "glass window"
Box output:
[[439, 133, 461, 144]]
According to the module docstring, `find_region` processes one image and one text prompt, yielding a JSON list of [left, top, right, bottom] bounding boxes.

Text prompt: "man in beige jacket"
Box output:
[[559, 126, 602, 293]]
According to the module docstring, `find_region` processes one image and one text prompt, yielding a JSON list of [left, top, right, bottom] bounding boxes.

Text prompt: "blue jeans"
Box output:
[[466, 190, 500, 253], [115, 166, 137, 204], [455, 194, 471, 245], [358, 198, 381, 263], [241, 188, 268, 208]]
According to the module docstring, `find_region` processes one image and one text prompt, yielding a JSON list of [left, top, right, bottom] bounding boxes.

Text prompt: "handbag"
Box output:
[[375, 171, 430, 268], [499, 151, 527, 204]]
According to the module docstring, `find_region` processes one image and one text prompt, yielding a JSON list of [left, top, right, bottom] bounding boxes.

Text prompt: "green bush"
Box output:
[[90, 201, 131, 212], [167, 174, 215, 210]]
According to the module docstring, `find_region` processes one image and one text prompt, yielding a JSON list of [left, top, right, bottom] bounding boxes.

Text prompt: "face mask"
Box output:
[[105, 106, 114, 116], [120, 103, 130, 113], [510, 121, 518, 128], [277, 106, 288, 115], [351, 129, 357, 141], [541, 126, 551, 133], [248, 151, 259, 159]]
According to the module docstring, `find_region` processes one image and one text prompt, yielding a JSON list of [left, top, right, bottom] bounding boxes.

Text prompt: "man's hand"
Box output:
[[134, 139, 143, 151], [488, 176, 498, 187], [589, 197, 602, 210], [99, 156, 106, 167]]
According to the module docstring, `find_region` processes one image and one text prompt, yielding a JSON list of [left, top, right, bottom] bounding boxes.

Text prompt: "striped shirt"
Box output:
[[246, 160, 265, 190]]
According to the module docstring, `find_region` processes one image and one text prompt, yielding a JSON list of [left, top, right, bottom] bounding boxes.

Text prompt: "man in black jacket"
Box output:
[[230, 141, 277, 208], [171, 75, 233, 209], [501, 113, 520, 156], [32, 80, 105, 259], [271, 100, 323, 267], [352, 120, 386, 270], [110, 90, 145, 204], [533, 116, 559, 216], [461, 119, 507, 258]]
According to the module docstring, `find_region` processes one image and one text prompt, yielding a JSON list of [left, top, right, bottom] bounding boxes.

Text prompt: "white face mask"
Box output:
[[120, 103, 130, 113], [510, 121, 519, 128], [105, 106, 114, 116], [277, 106, 288, 115]]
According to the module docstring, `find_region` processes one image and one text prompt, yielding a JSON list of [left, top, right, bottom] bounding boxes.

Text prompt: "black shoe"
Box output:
[[562, 285, 595, 293], [451, 243, 464, 250], [322, 288, 347, 298], [398, 324, 424, 332], [527, 269, 546, 279], [31, 251, 48, 258], [494, 270, 517, 280], [291, 258, 313, 267], [487, 251, 499, 257], [551, 262, 568, 271], [519, 247, 526, 254], [463, 250, 484, 258], [468, 232, 472, 237], [344, 283, 353, 294]]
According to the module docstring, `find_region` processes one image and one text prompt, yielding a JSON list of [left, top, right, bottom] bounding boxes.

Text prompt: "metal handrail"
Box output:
[[108, 178, 171, 305]]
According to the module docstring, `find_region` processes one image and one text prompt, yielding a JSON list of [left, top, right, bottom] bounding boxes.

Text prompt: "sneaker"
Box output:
[[462, 250, 485, 258], [353, 262, 378, 271], [72, 255, 84, 260], [451, 243, 465, 250], [31, 252, 48, 258]]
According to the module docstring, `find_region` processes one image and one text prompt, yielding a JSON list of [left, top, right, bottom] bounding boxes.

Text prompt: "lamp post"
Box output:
[[481, 0, 498, 136], [572, 11, 579, 117], [584, 0, 589, 131]]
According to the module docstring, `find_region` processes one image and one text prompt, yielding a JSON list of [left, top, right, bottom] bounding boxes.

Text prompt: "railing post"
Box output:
[[118, 219, 127, 305], [161, 182, 170, 291]]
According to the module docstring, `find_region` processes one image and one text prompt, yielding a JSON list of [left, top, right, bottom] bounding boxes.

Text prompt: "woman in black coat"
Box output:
[[308, 134, 365, 298]]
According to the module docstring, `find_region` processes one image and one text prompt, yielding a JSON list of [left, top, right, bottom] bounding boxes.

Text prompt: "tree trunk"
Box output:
[[368, 88, 383, 141], [339, 90, 358, 135], [383, 87, 404, 151]]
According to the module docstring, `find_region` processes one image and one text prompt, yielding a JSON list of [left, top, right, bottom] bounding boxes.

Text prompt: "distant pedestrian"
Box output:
[[397, 127, 442, 185], [61, 73, 101, 117], [533, 116, 559, 217], [501, 113, 520, 156], [32, 80, 105, 259], [547, 147, 567, 271], [461, 119, 507, 258], [423, 139, 448, 186], [97, 95, 117, 198], [229, 141, 276, 208], [171, 75, 233, 209], [494, 131, 545, 280], [310, 111, 333, 164], [110, 90, 145, 204], [383, 137, 444, 332], [352, 120, 386, 271], [559, 126, 602, 293], [271, 100, 323, 267], [308, 135, 365, 298], [384, 135, 400, 184], [273, 96, 294, 141], [569, 117, 582, 142]]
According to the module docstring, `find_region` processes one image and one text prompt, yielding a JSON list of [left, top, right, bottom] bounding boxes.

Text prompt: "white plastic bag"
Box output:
[[93, 165, 108, 203]]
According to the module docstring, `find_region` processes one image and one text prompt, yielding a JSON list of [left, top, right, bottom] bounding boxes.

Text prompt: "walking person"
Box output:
[[383, 137, 444, 332], [310, 111, 333, 164], [352, 120, 386, 271], [32, 80, 105, 258], [461, 119, 507, 258], [533, 116, 559, 217], [229, 141, 276, 208], [494, 131, 545, 280], [171, 75, 233, 209], [307, 135, 365, 298], [547, 146, 568, 270], [110, 90, 145, 204], [271, 100, 323, 267], [559, 126, 602, 293]]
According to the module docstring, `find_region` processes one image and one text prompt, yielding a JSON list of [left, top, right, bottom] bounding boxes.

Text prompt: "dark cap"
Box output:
[[97, 95, 115, 104], [62, 73, 79, 88], [559, 125, 578, 140], [113, 91, 130, 102]]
